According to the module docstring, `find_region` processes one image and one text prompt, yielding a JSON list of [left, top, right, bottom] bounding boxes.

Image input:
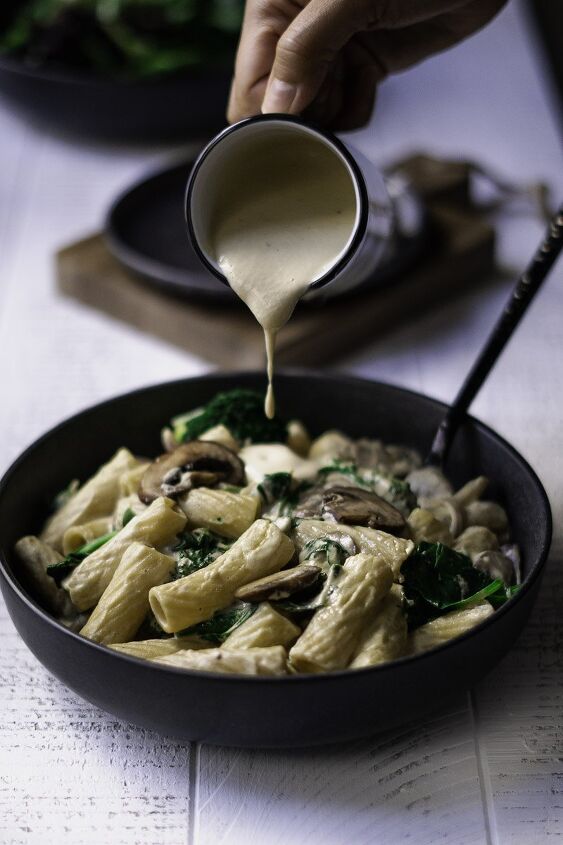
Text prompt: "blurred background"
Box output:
[[0, 0, 561, 465]]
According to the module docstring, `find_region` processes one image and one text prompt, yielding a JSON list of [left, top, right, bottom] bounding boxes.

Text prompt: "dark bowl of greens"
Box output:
[[0, 371, 552, 747], [0, 0, 243, 140]]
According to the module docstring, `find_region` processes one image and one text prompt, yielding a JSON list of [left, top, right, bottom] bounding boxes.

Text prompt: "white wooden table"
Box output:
[[1, 2, 562, 842]]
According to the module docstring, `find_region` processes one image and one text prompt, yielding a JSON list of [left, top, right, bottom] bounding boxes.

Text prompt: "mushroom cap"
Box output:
[[139, 441, 245, 504], [321, 486, 406, 533], [234, 563, 321, 602]]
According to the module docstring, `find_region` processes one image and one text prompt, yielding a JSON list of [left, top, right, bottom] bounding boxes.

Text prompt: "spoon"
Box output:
[[427, 204, 563, 467]]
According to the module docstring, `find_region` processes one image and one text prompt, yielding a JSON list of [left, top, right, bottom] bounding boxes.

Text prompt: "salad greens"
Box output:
[[173, 528, 231, 579], [176, 602, 256, 644], [257, 472, 312, 517], [173, 389, 287, 445], [46, 507, 136, 583], [402, 542, 519, 630], [1, 0, 244, 79]]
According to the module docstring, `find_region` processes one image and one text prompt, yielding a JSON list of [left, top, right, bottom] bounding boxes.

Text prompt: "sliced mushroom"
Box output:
[[139, 441, 245, 504], [234, 563, 321, 602], [321, 486, 406, 533], [293, 487, 325, 519]]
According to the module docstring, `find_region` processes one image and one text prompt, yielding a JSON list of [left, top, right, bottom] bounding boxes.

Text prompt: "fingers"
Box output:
[[228, 0, 296, 123], [261, 0, 372, 115]]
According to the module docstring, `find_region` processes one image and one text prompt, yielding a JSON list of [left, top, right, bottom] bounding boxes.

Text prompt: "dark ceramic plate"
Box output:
[[0, 55, 231, 141], [104, 161, 431, 303], [0, 372, 552, 748]]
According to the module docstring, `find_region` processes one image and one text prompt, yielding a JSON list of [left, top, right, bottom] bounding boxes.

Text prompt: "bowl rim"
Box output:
[[0, 369, 552, 686]]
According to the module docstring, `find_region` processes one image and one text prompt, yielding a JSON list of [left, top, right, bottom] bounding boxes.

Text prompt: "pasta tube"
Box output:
[[350, 594, 407, 668], [64, 497, 186, 611], [149, 519, 294, 633], [289, 552, 393, 673], [294, 520, 413, 577], [409, 603, 494, 655], [41, 448, 141, 551], [108, 637, 207, 660], [154, 645, 288, 675], [222, 602, 301, 651], [62, 517, 113, 555], [15, 536, 74, 616], [178, 488, 260, 539], [407, 508, 453, 545], [79, 543, 175, 645]]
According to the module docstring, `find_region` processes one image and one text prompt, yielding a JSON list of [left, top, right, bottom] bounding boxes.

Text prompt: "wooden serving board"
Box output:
[[57, 154, 495, 368]]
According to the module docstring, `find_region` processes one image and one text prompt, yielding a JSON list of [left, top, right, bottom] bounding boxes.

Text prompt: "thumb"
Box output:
[[261, 0, 371, 115]]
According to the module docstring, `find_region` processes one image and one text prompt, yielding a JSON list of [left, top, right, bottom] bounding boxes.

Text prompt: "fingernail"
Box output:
[[262, 79, 298, 114]]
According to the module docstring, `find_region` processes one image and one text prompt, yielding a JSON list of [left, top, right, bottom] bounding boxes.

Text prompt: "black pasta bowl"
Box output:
[[0, 371, 552, 748], [0, 54, 231, 141]]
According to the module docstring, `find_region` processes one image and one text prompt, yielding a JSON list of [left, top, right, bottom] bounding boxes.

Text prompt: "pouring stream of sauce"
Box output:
[[210, 132, 356, 417]]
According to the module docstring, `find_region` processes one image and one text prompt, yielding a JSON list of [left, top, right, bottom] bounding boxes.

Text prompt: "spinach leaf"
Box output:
[[402, 542, 495, 629], [46, 529, 118, 583], [121, 507, 136, 527], [173, 528, 230, 579], [176, 602, 256, 644], [258, 472, 293, 504], [302, 537, 348, 568], [257, 473, 311, 516], [173, 389, 287, 444], [46, 507, 135, 584]]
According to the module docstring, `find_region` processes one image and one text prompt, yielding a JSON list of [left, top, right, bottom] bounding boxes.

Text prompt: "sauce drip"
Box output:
[[211, 131, 356, 417]]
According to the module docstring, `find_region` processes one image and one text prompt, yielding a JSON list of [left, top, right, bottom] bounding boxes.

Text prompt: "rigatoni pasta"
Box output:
[[79, 543, 174, 645], [154, 646, 288, 675], [148, 519, 294, 633], [64, 497, 186, 611], [289, 552, 393, 672], [40, 448, 140, 551], [17, 388, 520, 676]]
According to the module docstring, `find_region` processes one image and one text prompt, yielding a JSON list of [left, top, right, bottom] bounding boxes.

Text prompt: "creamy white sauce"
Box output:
[[209, 132, 356, 418]]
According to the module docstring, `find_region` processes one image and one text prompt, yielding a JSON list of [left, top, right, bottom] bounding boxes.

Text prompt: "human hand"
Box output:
[[228, 0, 507, 130]]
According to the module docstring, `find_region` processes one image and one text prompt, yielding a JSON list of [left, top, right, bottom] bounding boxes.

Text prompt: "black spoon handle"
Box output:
[[428, 205, 563, 467]]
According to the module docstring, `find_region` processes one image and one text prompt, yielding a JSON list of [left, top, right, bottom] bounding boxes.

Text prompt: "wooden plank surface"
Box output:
[[1, 1, 563, 843]]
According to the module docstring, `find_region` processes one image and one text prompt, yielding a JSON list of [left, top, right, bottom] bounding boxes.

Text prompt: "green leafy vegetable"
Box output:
[[176, 602, 256, 644], [46, 507, 135, 583], [173, 389, 287, 444], [46, 529, 118, 583], [302, 538, 348, 569], [402, 542, 517, 630], [121, 507, 136, 527], [258, 472, 293, 504], [0, 1, 245, 79], [173, 528, 231, 578], [388, 477, 418, 512]]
